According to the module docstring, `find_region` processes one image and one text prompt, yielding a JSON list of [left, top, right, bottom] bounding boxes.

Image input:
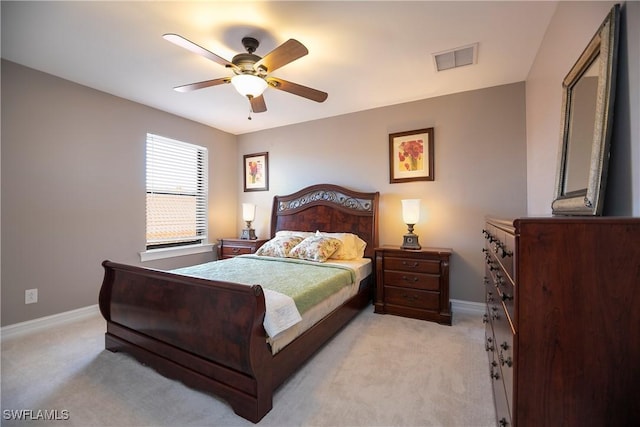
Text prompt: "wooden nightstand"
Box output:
[[374, 246, 452, 325], [218, 238, 268, 259]]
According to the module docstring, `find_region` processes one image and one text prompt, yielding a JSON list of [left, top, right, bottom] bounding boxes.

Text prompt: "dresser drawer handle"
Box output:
[[485, 337, 494, 352], [401, 275, 419, 283], [490, 362, 500, 380], [401, 261, 419, 268], [499, 353, 513, 368], [231, 248, 240, 253]]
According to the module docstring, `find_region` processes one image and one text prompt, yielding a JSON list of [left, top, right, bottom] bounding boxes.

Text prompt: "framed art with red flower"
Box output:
[[389, 128, 434, 183], [243, 152, 269, 192]]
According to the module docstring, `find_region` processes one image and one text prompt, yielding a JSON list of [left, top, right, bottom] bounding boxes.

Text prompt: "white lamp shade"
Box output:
[[242, 203, 256, 222], [401, 199, 421, 224], [231, 74, 268, 97]]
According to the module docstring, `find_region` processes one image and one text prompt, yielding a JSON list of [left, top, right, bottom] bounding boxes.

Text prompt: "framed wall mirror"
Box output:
[[552, 4, 620, 215]]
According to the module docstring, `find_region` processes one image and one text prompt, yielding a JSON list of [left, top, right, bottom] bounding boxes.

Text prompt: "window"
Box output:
[[145, 133, 208, 250]]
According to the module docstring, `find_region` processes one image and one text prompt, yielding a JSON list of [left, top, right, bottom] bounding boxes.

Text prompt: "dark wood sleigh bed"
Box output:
[[98, 184, 379, 423]]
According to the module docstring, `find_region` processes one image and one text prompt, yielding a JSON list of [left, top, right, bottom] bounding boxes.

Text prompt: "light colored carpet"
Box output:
[[1, 309, 495, 427]]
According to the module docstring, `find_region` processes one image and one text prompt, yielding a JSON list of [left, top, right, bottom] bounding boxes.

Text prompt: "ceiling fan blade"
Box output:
[[267, 77, 328, 103], [254, 39, 308, 73], [173, 77, 230, 92], [163, 33, 239, 71], [250, 95, 267, 113]]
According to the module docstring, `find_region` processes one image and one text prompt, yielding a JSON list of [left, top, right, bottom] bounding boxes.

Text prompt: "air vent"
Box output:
[[433, 43, 478, 72]]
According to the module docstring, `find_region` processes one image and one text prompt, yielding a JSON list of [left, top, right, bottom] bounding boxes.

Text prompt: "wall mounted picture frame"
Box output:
[[243, 152, 269, 192], [389, 128, 434, 183]]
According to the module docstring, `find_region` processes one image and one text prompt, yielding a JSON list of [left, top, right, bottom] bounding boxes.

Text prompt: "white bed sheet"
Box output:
[[267, 257, 372, 354]]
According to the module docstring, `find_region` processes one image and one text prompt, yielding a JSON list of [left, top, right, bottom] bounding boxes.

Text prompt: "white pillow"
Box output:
[[315, 231, 367, 260]]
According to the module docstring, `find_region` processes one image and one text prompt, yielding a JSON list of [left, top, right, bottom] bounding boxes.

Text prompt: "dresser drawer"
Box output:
[[498, 277, 515, 327], [384, 286, 440, 311], [485, 223, 515, 286], [493, 302, 514, 417], [486, 255, 516, 328], [384, 257, 441, 274], [383, 270, 440, 291], [500, 232, 515, 284]]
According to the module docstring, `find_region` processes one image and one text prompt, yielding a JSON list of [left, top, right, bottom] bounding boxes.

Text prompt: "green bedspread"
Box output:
[[171, 255, 355, 314]]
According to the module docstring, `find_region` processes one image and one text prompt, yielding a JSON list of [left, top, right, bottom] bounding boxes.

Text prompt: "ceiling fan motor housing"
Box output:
[[232, 53, 263, 74]]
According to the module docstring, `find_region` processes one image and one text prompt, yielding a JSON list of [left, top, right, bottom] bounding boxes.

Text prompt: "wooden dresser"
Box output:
[[374, 246, 452, 325], [218, 238, 267, 259], [483, 216, 640, 427]]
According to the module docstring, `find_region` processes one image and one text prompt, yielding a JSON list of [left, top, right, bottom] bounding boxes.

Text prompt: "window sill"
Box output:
[[140, 243, 215, 262]]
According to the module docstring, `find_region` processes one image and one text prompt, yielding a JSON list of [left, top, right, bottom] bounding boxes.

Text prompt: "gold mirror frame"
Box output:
[[552, 5, 620, 215]]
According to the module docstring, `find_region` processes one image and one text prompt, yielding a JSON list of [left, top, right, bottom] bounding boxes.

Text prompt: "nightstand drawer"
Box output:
[[222, 246, 252, 258], [383, 271, 440, 291], [385, 257, 441, 274], [218, 238, 268, 259], [384, 286, 440, 311]]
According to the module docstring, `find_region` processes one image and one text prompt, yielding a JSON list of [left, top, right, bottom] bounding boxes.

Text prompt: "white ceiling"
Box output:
[[1, 1, 557, 135]]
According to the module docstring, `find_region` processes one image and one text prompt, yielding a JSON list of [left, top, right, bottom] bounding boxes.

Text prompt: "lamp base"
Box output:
[[240, 228, 257, 240], [401, 233, 421, 250]]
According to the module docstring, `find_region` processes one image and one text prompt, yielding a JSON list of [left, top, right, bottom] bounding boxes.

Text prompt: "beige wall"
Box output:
[[2, 62, 528, 326], [3, 1, 638, 327], [1, 60, 238, 326], [8, 0, 637, 326], [237, 83, 528, 304], [526, 1, 640, 215]]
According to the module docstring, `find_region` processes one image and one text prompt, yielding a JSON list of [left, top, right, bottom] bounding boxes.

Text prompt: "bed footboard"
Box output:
[[98, 260, 273, 423]]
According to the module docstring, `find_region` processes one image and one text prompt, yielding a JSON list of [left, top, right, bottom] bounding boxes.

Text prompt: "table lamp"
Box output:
[[400, 199, 421, 250]]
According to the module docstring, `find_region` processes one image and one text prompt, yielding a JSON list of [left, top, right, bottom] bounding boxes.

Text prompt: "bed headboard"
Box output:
[[270, 184, 379, 258]]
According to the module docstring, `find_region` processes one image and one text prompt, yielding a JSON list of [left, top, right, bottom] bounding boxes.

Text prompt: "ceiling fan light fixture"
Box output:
[[231, 74, 268, 97]]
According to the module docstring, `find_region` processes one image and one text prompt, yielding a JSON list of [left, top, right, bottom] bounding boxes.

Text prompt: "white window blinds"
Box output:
[[146, 133, 208, 248]]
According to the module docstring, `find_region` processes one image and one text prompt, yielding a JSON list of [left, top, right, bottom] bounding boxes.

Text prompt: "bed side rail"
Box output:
[[98, 260, 270, 379]]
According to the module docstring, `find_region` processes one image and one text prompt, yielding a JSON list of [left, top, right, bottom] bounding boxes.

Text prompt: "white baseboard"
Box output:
[[451, 299, 485, 315], [1, 304, 100, 342]]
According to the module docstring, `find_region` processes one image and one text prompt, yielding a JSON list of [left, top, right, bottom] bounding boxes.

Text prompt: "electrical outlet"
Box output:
[[25, 289, 38, 304]]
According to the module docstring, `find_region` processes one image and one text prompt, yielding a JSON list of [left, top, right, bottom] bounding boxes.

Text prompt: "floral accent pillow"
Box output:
[[255, 236, 304, 258], [288, 236, 342, 263]]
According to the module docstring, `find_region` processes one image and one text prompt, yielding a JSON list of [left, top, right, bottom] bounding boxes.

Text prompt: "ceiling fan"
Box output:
[[163, 34, 328, 115]]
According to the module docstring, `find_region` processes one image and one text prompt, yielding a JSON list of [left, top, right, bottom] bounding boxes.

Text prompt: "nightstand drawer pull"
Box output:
[[402, 261, 419, 268], [401, 293, 418, 302], [402, 275, 419, 282], [232, 248, 240, 253]]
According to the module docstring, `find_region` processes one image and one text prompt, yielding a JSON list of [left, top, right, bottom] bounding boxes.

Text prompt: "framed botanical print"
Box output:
[[389, 128, 434, 183], [243, 152, 269, 192]]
